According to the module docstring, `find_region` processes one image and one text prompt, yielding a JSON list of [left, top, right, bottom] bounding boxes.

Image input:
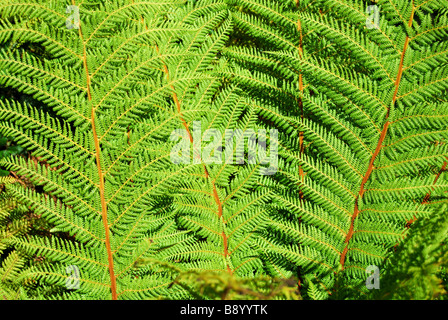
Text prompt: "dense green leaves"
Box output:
[[0, 0, 447, 300]]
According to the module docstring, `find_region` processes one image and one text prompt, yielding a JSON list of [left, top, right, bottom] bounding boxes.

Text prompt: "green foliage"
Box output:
[[365, 204, 448, 300], [0, 135, 24, 176], [134, 258, 300, 300], [0, 176, 31, 299], [0, 0, 446, 300], [222, 0, 448, 299]]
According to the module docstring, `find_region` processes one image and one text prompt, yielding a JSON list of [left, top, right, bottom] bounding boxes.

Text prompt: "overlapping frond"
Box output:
[[0, 0, 446, 300], [224, 0, 448, 299]]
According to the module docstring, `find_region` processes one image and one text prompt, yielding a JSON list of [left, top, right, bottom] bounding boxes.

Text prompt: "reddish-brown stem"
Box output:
[[340, 121, 390, 266], [404, 159, 448, 228], [73, 0, 117, 299], [155, 46, 232, 274], [297, 11, 305, 200], [296, 3, 305, 291], [422, 160, 448, 204], [339, 5, 415, 269]]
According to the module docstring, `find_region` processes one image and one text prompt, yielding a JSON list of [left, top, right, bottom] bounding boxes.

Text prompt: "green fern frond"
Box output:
[[0, 0, 446, 300]]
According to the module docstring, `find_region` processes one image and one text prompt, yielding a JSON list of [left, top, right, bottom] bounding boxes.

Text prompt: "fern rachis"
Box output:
[[0, 0, 447, 300]]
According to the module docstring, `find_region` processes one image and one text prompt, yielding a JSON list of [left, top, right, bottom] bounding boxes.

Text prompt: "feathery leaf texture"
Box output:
[[0, 0, 446, 299]]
